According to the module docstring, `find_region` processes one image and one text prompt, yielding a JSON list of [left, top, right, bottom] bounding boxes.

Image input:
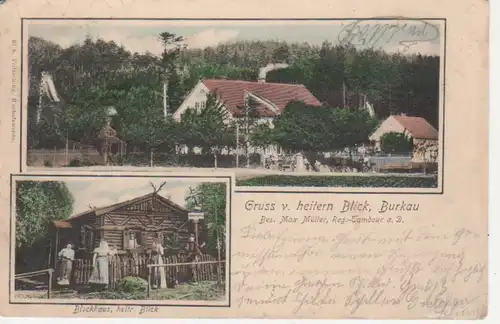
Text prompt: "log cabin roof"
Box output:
[[64, 192, 188, 221]]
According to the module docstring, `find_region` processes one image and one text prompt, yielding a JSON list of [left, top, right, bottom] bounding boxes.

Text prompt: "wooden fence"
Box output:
[[146, 258, 225, 297], [15, 268, 54, 298], [71, 253, 224, 290], [27, 148, 103, 167]]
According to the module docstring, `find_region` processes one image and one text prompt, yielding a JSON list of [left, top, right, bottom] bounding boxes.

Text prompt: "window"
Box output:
[[123, 230, 145, 249], [83, 226, 94, 250], [194, 102, 206, 110]]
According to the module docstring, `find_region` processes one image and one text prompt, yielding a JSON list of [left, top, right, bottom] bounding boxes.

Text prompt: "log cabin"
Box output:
[[50, 192, 204, 267]]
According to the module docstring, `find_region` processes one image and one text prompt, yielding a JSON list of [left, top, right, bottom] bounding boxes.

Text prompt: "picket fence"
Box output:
[[71, 254, 224, 289]]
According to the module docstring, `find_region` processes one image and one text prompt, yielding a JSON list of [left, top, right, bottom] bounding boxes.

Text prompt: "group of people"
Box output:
[[56, 234, 205, 290]]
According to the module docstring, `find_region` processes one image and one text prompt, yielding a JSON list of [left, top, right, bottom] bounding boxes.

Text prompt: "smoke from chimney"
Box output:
[[258, 63, 290, 82]]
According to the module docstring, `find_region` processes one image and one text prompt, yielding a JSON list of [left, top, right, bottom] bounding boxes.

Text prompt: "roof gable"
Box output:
[[66, 192, 188, 221], [393, 115, 439, 140], [201, 79, 322, 117]]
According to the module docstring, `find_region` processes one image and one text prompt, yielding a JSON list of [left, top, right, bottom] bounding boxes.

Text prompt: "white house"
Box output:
[[173, 78, 321, 122], [172, 78, 322, 156], [369, 114, 439, 163]]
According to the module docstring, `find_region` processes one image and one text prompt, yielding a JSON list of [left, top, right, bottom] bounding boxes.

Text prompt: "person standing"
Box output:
[[57, 243, 75, 286], [88, 240, 113, 290], [150, 238, 167, 289], [185, 234, 205, 282], [128, 232, 138, 249]]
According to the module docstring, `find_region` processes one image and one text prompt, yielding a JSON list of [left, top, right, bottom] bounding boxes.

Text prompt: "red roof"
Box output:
[[393, 115, 438, 140], [201, 79, 322, 117]]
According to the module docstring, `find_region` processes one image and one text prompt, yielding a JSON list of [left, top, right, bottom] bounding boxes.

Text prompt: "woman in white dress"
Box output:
[[150, 238, 167, 289], [88, 240, 115, 289]]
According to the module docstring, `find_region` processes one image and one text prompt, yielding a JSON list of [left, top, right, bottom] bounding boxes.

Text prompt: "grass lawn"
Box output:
[[14, 281, 225, 301], [236, 174, 438, 188]]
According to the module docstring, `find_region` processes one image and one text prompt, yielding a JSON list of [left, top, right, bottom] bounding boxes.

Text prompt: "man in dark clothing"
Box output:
[[185, 234, 205, 282]]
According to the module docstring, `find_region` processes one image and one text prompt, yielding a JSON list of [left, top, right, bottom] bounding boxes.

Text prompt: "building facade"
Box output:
[[173, 79, 322, 157], [51, 192, 202, 266], [369, 114, 439, 163]]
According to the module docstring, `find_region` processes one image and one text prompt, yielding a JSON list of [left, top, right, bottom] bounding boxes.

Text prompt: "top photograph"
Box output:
[[22, 19, 444, 192]]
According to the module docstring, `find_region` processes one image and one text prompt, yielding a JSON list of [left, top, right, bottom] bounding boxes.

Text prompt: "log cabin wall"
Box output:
[[100, 196, 191, 251], [60, 194, 196, 256]]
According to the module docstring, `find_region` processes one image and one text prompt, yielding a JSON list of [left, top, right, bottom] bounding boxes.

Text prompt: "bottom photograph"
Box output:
[[11, 174, 230, 306]]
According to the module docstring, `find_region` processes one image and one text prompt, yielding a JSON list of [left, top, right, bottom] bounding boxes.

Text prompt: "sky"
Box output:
[[62, 178, 220, 215], [27, 19, 443, 56]]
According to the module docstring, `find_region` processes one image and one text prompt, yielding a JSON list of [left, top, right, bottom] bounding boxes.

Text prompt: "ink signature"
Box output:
[[338, 19, 440, 52]]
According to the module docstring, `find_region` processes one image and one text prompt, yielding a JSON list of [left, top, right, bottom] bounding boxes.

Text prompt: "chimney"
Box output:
[[258, 63, 289, 83]]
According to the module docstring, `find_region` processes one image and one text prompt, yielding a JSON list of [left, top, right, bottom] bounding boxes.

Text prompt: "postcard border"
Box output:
[[9, 173, 233, 308], [19, 17, 446, 195]]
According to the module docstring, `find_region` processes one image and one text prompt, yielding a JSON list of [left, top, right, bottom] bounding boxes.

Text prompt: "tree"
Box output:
[[116, 85, 179, 165], [250, 122, 276, 166], [28, 118, 64, 149], [250, 123, 275, 149], [15, 181, 74, 271], [265, 58, 313, 85], [27, 34, 440, 160], [380, 132, 414, 154], [27, 37, 65, 149], [272, 101, 331, 154], [158, 32, 185, 64], [158, 32, 186, 114], [180, 92, 232, 167], [272, 43, 291, 62], [195, 183, 227, 253], [324, 108, 379, 154], [59, 86, 108, 147], [272, 102, 379, 167], [178, 108, 201, 155], [309, 43, 350, 107]]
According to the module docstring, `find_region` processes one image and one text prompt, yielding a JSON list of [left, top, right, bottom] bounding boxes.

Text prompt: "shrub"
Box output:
[[237, 175, 438, 188], [43, 160, 53, 167], [380, 132, 413, 154], [67, 158, 81, 167], [115, 276, 148, 293], [67, 158, 96, 167]]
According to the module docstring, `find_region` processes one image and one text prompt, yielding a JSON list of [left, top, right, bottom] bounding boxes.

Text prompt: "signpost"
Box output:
[[188, 208, 204, 244], [185, 187, 223, 285]]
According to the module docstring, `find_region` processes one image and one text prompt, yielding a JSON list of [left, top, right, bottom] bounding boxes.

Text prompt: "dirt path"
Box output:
[[28, 166, 436, 179], [14, 281, 225, 301]]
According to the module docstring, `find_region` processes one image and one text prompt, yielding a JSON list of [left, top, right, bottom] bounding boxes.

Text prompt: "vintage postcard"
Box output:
[[0, 0, 489, 320], [10, 174, 231, 307]]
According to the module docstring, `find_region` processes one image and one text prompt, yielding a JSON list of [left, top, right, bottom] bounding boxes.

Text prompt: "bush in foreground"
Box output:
[[116, 276, 148, 293], [236, 175, 438, 188]]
